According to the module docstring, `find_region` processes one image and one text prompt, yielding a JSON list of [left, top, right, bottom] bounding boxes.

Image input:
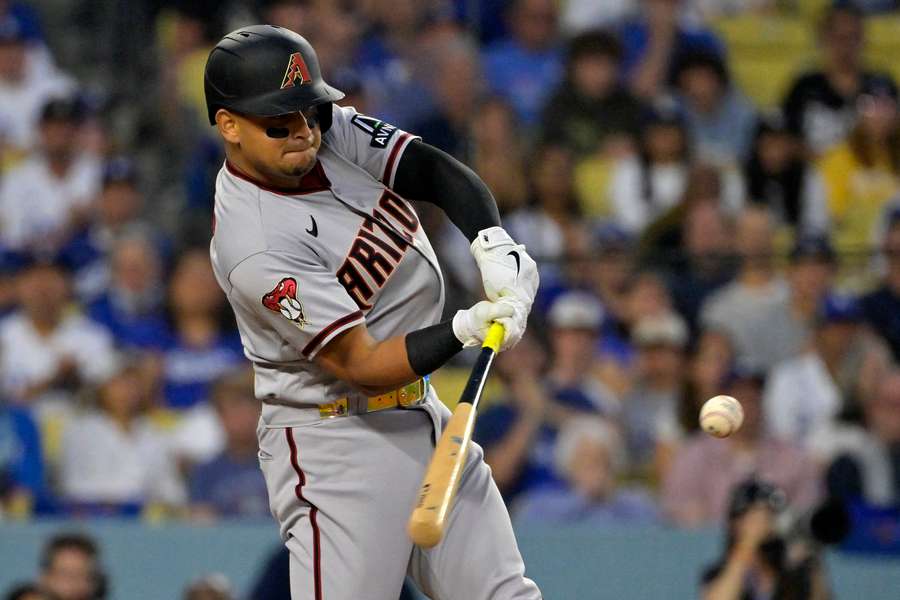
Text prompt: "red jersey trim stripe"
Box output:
[[301, 311, 365, 358], [382, 132, 417, 188], [286, 428, 323, 600], [225, 160, 331, 196]]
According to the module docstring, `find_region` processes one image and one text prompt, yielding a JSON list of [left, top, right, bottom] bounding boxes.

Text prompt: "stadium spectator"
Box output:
[[86, 232, 168, 351], [663, 370, 820, 527], [862, 208, 900, 360], [58, 362, 185, 515], [514, 417, 659, 525], [412, 35, 485, 160], [506, 144, 583, 282], [539, 30, 645, 160], [743, 112, 829, 234], [57, 157, 152, 302], [0, 16, 74, 156], [621, 311, 689, 479], [469, 97, 528, 215], [700, 479, 832, 600], [671, 50, 757, 166], [815, 369, 900, 508], [610, 102, 692, 234], [765, 294, 891, 446], [818, 88, 900, 255], [0, 258, 118, 414], [637, 163, 743, 268], [476, 293, 616, 501], [0, 97, 101, 254], [353, 0, 433, 128], [624, 270, 676, 330], [782, 3, 898, 156], [38, 532, 106, 600], [0, 402, 46, 516], [160, 248, 243, 411], [188, 369, 268, 521], [665, 199, 736, 330], [583, 224, 637, 361], [700, 207, 788, 372], [677, 329, 735, 436], [619, 0, 724, 100], [482, 0, 564, 126]]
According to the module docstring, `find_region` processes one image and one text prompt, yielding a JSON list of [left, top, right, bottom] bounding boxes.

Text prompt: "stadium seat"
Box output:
[[864, 15, 900, 85], [713, 16, 816, 108]]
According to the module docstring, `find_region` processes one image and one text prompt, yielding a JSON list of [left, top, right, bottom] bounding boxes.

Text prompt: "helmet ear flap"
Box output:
[[318, 102, 334, 134]]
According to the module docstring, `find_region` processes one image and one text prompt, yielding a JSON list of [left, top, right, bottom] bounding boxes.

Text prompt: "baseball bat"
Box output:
[[407, 322, 505, 548]]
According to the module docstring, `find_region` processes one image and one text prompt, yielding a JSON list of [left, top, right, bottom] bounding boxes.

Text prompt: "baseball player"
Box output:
[[205, 26, 542, 600]]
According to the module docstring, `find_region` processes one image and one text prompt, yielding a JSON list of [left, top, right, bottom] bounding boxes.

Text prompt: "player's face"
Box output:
[[233, 106, 322, 180]]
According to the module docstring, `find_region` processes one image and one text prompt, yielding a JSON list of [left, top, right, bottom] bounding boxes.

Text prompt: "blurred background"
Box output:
[[2, 0, 900, 598]]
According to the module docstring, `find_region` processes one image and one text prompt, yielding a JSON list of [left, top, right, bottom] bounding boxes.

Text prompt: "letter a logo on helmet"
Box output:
[[281, 52, 312, 89]]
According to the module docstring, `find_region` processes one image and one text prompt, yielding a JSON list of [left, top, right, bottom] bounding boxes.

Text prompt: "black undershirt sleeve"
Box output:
[[405, 320, 463, 376], [392, 139, 500, 241]]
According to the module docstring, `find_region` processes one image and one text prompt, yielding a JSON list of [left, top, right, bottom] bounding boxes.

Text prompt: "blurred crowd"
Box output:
[[1, 0, 900, 577]]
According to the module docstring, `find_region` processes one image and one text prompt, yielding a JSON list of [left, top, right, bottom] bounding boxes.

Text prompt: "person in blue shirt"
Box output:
[[619, 0, 724, 100], [87, 231, 169, 351], [475, 292, 618, 502], [0, 404, 49, 515], [481, 0, 564, 126], [161, 248, 244, 410], [862, 208, 900, 362], [188, 369, 269, 520]]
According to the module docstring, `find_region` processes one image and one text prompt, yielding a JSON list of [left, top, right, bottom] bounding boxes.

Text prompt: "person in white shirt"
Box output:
[[0, 257, 118, 414], [59, 360, 186, 511], [0, 18, 74, 154], [0, 97, 101, 253], [610, 104, 691, 234], [765, 294, 891, 447]]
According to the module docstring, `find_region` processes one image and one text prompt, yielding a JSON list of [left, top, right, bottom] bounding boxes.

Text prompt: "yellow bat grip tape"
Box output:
[[483, 322, 505, 352]]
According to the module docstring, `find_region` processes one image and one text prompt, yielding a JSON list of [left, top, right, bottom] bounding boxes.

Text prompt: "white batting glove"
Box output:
[[470, 227, 539, 308], [452, 297, 528, 352]]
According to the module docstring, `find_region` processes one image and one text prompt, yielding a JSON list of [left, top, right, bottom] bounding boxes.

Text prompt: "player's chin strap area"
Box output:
[[315, 376, 429, 418]]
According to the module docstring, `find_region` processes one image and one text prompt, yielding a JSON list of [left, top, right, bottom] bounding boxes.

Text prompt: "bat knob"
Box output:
[[408, 515, 443, 548]]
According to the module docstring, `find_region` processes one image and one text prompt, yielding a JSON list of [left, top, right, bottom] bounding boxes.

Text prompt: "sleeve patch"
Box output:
[[261, 277, 308, 330], [351, 114, 399, 148]]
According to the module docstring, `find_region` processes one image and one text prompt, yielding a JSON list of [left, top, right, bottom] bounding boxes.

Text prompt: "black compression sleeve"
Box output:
[[392, 140, 500, 241], [405, 319, 463, 376]]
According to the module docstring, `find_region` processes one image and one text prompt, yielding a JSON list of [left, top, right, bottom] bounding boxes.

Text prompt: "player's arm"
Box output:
[[316, 301, 525, 396], [393, 140, 499, 241], [392, 140, 539, 306]]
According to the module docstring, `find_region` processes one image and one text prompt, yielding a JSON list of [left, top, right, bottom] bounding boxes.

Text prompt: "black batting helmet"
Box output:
[[204, 25, 345, 131]]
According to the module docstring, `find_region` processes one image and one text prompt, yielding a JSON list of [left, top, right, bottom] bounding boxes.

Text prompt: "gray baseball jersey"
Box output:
[[211, 105, 444, 425], [210, 105, 540, 600]]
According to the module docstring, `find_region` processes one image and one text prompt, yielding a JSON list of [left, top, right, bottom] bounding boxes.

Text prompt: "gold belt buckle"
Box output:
[[319, 398, 349, 418], [397, 377, 427, 408]]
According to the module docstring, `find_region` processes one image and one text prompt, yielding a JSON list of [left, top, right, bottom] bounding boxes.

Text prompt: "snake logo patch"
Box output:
[[262, 277, 308, 329]]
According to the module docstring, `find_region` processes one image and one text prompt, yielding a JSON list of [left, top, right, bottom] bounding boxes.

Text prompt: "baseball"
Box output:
[[699, 395, 744, 438]]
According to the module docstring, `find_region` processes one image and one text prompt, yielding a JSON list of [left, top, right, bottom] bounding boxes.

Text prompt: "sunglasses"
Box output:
[[262, 105, 320, 139]]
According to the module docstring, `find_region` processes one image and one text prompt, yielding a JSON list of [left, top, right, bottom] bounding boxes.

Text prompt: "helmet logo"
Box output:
[[281, 52, 312, 89]]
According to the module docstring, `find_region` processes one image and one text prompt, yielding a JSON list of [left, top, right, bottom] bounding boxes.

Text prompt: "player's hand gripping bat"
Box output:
[[407, 322, 505, 548]]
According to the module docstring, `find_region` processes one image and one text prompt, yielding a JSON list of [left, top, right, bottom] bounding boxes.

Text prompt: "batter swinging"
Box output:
[[205, 25, 541, 600]]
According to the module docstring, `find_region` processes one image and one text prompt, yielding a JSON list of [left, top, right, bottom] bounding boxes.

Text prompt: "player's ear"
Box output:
[[216, 109, 241, 144]]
